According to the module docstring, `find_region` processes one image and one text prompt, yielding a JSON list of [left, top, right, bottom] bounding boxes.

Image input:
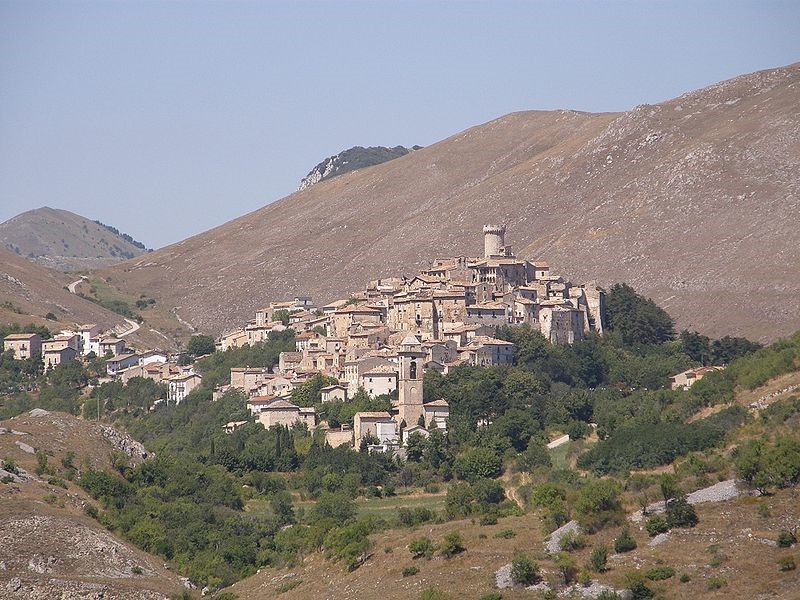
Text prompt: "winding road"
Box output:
[[65, 275, 141, 337], [67, 276, 88, 294]]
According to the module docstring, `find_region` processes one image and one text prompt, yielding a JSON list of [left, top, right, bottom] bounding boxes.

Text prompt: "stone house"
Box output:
[[106, 353, 141, 377], [42, 346, 77, 371], [256, 398, 316, 430], [3, 333, 42, 360], [321, 384, 348, 403], [670, 366, 724, 390], [99, 337, 126, 357], [353, 411, 397, 446], [167, 373, 202, 404]]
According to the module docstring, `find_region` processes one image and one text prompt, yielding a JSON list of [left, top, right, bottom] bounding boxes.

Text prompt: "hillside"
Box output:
[[102, 62, 800, 342], [0, 410, 185, 599], [298, 145, 419, 190], [0, 207, 149, 272], [0, 247, 168, 349]]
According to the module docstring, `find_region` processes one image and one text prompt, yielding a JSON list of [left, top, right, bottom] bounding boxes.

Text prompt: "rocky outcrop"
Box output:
[[298, 145, 418, 190]]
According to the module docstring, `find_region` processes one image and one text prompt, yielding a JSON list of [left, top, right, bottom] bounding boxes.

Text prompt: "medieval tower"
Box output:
[[483, 224, 506, 258], [397, 334, 426, 427]]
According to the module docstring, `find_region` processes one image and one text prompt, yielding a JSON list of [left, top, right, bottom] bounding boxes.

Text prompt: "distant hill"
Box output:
[[101, 62, 800, 343], [0, 207, 150, 272], [298, 145, 420, 190]]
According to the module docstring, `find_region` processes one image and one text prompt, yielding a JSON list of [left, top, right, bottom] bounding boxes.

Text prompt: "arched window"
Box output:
[[410, 360, 417, 379]]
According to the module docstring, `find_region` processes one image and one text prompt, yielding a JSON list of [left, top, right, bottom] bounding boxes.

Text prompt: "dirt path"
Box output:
[[67, 276, 87, 294]]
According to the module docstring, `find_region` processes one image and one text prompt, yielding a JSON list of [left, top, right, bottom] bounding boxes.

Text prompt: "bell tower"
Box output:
[[397, 334, 426, 427]]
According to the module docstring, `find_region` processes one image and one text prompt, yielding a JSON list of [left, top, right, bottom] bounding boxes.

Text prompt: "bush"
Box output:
[[418, 589, 452, 600], [665, 496, 698, 529], [480, 594, 503, 600], [494, 529, 516, 539], [629, 581, 654, 599], [645, 516, 669, 537], [402, 565, 420, 577], [510, 552, 539, 585], [438, 531, 465, 558], [408, 537, 434, 559], [589, 544, 608, 572], [777, 530, 797, 548], [559, 529, 587, 552], [614, 527, 637, 553], [479, 514, 498, 526], [131, 565, 143, 575], [778, 556, 796, 571], [645, 566, 675, 580], [574, 479, 623, 532], [706, 576, 727, 590], [679, 573, 691, 583], [454, 447, 502, 481]]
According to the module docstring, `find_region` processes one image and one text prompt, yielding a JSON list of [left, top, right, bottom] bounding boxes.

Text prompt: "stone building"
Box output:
[[3, 333, 41, 360]]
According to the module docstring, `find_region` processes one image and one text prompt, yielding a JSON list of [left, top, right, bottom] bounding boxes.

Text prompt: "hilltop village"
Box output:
[[214, 225, 606, 451], [3, 226, 606, 453]]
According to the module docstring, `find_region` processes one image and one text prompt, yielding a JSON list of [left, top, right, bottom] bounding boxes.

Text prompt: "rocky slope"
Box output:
[[103, 62, 800, 343], [0, 207, 149, 272], [298, 145, 419, 190], [0, 410, 184, 600]]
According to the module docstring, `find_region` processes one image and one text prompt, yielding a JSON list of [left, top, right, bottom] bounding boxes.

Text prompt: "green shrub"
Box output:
[[629, 581, 654, 599], [131, 565, 143, 575], [679, 573, 691, 583], [275, 580, 301, 594], [644, 516, 669, 537], [777, 530, 797, 548], [589, 544, 608, 572], [479, 514, 498, 526], [665, 496, 698, 528], [48, 476, 68, 489], [778, 556, 796, 571], [479, 594, 502, 600], [596, 592, 623, 600], [408, 537, 434, 559], [402, 565, 420, 577], [438, 531, 466, 558], [43, 493, 57, 504], [494, 529, 516, 539], [644, 566, 675, 580], [418, 589, 452, 600], [559, 529, 587, 552], [705, 576, 727, 590], [510, 552, 539, 585], [614, 527, 637, 553]]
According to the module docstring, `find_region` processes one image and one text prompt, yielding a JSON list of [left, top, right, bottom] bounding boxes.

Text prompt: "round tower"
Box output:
[[483, 224, 506, 258]]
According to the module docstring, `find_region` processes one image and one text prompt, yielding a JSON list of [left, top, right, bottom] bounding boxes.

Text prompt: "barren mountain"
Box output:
[[104, 63, 800, 343], [0, 207, 149, 272]]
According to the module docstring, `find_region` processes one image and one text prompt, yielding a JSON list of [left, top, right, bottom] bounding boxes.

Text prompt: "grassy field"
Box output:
[[355, 492, 446, 519], [244, 491, 447, 521], [549, 440, 572, 469]]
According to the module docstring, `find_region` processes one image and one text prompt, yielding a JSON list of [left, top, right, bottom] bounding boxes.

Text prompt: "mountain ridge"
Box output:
[[0, 207, 149, 272], [95, 61, 800, 343]]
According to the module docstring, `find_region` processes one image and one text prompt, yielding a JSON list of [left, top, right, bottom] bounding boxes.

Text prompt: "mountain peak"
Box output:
[[298, 145, 420, 191]]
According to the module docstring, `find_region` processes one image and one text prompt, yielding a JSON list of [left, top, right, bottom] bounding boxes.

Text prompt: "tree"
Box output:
[[665, 496, 698, 529], [272, 309, 290, 326], [590, 544, 608, 572], [406, 432, 426, 462], [438, 531, 465, 558], [517, 437, 552, 472], [554, 552, 577, 584], [453, 447, 502, 481], [605, 283, 675, 347], [614, 526, 637, 553], [711, 336, 763, 364], [510, 553, 540, 584], [574, 480, 623, 532], [680, 330, 711, 365], [659, 473, 680, 504], [186, 335, 216, 358]]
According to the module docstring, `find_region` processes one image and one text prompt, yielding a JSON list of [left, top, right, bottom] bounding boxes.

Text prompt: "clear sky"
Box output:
[[1, 1, 798, 249]]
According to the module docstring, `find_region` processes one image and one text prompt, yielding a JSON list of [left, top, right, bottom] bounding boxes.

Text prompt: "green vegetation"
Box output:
[[644, 566, 675, 580], [614, 526, 637, 553], [510, 552, 540, 584]]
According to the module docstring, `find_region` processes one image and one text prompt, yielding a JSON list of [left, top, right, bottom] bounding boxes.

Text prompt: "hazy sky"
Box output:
[[1, 1, 798, 249]]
